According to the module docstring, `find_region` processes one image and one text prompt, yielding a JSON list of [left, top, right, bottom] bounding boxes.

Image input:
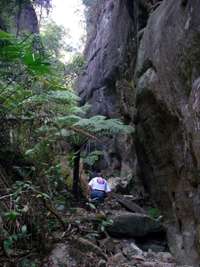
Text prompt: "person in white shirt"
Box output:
[[88, 171, 111, 202]]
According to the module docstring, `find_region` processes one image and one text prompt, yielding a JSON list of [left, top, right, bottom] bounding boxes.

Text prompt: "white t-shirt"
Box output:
[[88, 177, 111, 193]]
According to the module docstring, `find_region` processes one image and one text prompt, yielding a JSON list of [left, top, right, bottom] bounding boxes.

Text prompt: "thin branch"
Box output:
[[18, 33, 33, 46], [42, 198, 66, 230], [69, 126, 99, 141], [0, 191, 28, 200], [0, 193, 15, 200]]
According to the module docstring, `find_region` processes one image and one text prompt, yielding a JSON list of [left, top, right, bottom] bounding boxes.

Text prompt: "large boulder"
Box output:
[[107, 212, 164, 238], [108, 176, 133, 193]]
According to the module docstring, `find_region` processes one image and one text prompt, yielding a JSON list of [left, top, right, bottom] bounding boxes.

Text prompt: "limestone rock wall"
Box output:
[[78, 0, 200, 265], [77, 0, 144, 186], [0, 0, 38, 34], [135, 0, 200, 265]]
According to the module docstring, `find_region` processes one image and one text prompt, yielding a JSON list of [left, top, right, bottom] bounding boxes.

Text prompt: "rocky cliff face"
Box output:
[[77, 0, 144, 189], [78, 0, 200, 265], [135, 0, 200, 265], [0, 0, 38, 34]]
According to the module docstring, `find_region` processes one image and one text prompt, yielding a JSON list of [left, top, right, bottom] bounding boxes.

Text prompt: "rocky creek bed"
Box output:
[[41, 194, 193, 267]]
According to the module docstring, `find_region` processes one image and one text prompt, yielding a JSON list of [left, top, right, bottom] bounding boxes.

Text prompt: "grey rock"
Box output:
[[157, 252, 175, 263], [42, 243, 77, 267], [0, 0, 38, 34], [108, 176, 133, 194], [122, 242, 143, 259], [135, 0, 200, 265], [116, 195, 146, 214], [78, 0, 142, 191], [79, 0, 200, 265], [107, 212, 164, 238]]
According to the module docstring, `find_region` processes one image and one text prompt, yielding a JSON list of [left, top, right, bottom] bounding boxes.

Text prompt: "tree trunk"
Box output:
[[72, 146, 81, 198]]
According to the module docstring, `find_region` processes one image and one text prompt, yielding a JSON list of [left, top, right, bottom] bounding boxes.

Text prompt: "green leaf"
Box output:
[[48, 90, 79, 103], [41, 193, 50, 199], [11, 234, 18, 241], [25, 149, 35, 156], [21, 225, 27, 234], [83, 150, 103, 166], [4, 211, 20, 221], [56, 115, 80, 126], [3, 239, 13, 252], [87, 202, 96, 210], [100, 225, 105, 232], [0, 30, 14, 40]]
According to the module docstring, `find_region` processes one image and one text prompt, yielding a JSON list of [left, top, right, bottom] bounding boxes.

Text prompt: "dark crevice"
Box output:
[[136, 58, 155, 80], [16, 0, 23, 36], [181, 0, 188, 7], [125, 0, 135, 21], [178, 218, 183, 234], [126, 0, 149, 31]]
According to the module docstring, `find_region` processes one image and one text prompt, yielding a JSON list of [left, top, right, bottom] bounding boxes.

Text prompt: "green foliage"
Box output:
[[0, 31, 51, 119], [0, 25, 135, 260], [0, 29, 134, 173], [0, 29, 83, 169], [65, 53, 85, 83], [1, 179, 54, 255], [94, 215, 113, 233], [41, 20, 73, 59], [86, 201, 96, 210], [3, 225, 29, 254], [74, 115, 134, 136], [3, 207, 30, 254], [55, 113, 134, 146], [4, 211, 20, 221], [3, 235, 17, 253], [83, 150, 103, 166], [43, 163, 67, 195], [148, 207, 161, 219], [20, 259, 37, 267], [100, 218, 113, 233]]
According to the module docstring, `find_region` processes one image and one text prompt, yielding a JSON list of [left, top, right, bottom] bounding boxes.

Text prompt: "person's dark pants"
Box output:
[[90, 189, 106, 202]]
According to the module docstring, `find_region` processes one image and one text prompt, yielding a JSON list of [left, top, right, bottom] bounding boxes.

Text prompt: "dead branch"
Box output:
[[69, 126, 99, 141], [41, 198, 66, 230]]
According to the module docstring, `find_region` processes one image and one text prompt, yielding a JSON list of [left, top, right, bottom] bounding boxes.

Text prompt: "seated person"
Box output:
[[88, 172, 111, 202]]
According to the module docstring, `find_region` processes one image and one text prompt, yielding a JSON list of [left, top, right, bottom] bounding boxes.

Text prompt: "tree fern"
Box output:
[[0, 29, 134, 199]]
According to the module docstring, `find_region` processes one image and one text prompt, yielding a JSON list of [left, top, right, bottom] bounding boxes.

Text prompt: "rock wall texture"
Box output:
[[78, 0, 200, 265], [77, 0, 144, 189], [0, 0, 38, 34], [135, 0, 200, 265]]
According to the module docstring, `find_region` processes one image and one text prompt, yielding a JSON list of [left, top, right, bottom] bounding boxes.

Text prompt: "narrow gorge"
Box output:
[[0, 0, 200, 266], [78, 0, 200, 266]]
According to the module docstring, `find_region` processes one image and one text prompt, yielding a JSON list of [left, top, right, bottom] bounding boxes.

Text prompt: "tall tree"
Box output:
[[41, 20, 73, 59]]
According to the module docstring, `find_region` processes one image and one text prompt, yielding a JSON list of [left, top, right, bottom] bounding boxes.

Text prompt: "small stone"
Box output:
[[130, 242, 143, 255], [146, 250, 156, 260], [56, 204, 65, 211], [157, 252, 175, 263], [143, 252, 148, 257]]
